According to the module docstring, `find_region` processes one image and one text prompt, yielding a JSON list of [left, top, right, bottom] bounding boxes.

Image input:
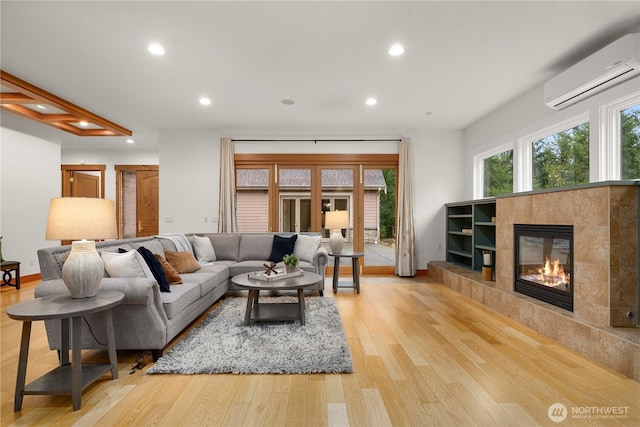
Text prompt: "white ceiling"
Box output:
[[1, 1, 639, 150]]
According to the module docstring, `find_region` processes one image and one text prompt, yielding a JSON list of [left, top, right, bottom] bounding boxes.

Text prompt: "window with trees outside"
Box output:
[[532, 123, 589, 190], [483, 149, 513, 197], [621, 103, 640, 180]]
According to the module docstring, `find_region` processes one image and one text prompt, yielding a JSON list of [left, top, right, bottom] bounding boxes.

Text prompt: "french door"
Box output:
[[235, 154, 398, 274], [280, 196, 311, 233]]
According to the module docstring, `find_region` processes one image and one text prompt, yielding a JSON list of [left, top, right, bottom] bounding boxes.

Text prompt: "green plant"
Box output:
[[283, 254, 299, 266]]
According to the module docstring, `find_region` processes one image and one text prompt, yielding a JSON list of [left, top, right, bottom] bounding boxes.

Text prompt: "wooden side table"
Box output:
[[1, 260, 21, 289], [7, 290, 124, 411], [329, 251, 364, 294]]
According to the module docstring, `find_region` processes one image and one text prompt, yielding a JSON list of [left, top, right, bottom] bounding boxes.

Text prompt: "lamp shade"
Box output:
[[46, 197, 117, 241], [325, 210, 349, 230]]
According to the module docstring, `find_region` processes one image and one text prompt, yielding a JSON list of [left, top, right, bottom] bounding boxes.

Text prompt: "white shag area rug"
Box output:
[[147, 296, 353, 375]]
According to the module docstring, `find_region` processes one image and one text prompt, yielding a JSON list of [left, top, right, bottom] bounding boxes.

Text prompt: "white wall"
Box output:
[[0, 127, 61, 275], [158, 129, 464, 269]]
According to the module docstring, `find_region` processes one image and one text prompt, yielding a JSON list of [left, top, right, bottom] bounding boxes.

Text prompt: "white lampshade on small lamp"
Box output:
[[325, 210, 349, 254], [46, 197, 117, 298]]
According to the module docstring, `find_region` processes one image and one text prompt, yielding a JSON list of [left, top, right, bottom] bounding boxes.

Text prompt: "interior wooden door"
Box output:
[[136, 170, 159, 237], [72, 172, 100, 197]]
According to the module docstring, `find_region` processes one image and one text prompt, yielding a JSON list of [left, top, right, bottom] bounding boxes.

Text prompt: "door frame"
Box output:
[[61, 164, 105, 198], [115, 165, 159, 239]]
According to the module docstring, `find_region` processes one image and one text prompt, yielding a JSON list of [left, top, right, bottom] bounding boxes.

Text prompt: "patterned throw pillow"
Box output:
[[165, 251, 202, 273], [155, 254, 183, 284]]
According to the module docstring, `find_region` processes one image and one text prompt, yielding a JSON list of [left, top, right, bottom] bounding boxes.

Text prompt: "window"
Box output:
[[532, 123, 589, 190], [483, 150, 513, 197], [621, 103, 640, 180]]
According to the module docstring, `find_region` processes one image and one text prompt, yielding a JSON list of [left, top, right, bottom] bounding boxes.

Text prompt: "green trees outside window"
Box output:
[[533, 123, 589, 190], [621, 104, 640, 180], [483, 150, 513, 197]]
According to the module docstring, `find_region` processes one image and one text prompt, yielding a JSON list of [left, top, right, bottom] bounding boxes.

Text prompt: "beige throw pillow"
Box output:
[[165, 251, 201, 274], [154, 254, 183, 284]]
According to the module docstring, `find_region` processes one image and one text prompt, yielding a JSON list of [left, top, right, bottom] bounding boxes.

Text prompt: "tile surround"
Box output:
[[497, 184, 638, 328]]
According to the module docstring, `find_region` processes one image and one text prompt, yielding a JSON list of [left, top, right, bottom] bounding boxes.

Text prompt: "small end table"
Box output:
[[1, 260, 21, 289], [7, 290, 124, 411], [329, 251, 364, 294]]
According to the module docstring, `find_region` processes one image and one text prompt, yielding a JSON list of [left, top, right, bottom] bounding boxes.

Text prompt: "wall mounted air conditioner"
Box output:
[[545, 33, 640, 110]]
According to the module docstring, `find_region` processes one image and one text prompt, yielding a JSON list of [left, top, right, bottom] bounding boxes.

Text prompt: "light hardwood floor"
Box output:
[[2, 277, 639, 426]]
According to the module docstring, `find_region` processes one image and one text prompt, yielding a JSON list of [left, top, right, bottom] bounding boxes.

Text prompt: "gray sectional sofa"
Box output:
[[35, 233, 328, 360]]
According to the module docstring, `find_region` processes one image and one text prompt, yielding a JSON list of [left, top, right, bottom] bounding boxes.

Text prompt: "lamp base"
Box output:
[[329, 231, 345, 254], [62, 240, 104, 298]]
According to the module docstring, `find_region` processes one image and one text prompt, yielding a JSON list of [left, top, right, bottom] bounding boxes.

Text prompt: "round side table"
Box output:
[[7, 290, 124, 411], [328, 251, 364, 294]]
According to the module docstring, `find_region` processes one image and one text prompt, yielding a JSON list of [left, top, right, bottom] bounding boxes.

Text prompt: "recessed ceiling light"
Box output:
[[79, 121, 88, 127], [199, 97, 211, 106], [281, 99, 295, 105], [389, 44, 405, 56], [425, 111, 433, 116], [366, 97, 377, 106], [148, 43, 165, 56], [36, 104, 46, 110], [126, 139, 135, 144]]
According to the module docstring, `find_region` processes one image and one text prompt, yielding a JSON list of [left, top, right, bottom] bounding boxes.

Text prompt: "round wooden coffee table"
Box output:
[[231, 271, 322, 326]]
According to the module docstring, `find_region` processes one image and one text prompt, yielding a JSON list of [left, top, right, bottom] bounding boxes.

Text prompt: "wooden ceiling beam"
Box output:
[[0, 93, 36, 103], [0, 70, 132, 137]]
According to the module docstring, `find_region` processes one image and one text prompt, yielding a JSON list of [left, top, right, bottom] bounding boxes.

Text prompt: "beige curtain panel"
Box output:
[[218, 137, 238, 233], [395, 137, 417, 276]]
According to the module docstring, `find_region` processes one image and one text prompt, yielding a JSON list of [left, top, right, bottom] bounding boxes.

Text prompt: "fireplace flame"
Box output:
[[537, 257, 569, 287]]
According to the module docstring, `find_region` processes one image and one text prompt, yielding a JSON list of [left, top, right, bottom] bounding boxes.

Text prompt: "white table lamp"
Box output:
[[46, 197, 117, 298], [325, 210, 349, 254]]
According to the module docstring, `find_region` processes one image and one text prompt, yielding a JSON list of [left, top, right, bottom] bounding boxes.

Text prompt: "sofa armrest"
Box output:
[[313, 246, 329, 271], [35, 277, 166, 309]]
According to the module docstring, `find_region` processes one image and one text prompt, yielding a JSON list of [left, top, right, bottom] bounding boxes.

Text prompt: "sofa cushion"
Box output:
[[101, 250, 149, 278], [267, 234, 298, 263], [209, 233, 241, 260], [294, 234, 322, 262], [160, 282, 201, 319], [165, 251, 201, 273], [238, 234, 274, 261], [155, 254, 183, 284], [131, 239, 165, 257], [137, 247, 171, 292], [179, 272, 221, 295], [193, 235, 217, 262], [197, 261, 234, 283]]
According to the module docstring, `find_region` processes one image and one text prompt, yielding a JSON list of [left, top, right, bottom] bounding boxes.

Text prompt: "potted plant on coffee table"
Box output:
[[283, 254, 299, 273]]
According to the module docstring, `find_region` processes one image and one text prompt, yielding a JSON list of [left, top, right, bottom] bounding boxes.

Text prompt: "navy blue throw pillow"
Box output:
[[137, 246, 171, 292], [267, 234, 298, 263]]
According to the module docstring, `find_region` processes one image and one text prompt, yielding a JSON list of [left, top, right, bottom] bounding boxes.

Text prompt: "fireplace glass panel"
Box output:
[[518, 236, 571, 292], [514, 224, 573, 311]]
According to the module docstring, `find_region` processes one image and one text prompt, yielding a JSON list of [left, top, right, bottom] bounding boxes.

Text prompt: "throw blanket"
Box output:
[[157, 233, 192, 252]]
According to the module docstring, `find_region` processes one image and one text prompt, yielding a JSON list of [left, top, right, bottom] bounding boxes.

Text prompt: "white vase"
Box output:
[[61, 240, 104, 298]]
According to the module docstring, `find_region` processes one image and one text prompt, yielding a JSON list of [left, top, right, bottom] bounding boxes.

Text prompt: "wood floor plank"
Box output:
[[2, 278, 639, 426]]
